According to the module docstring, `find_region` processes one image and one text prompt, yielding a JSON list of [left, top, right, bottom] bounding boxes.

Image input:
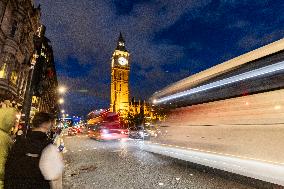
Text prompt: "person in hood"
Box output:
[[4, 112, 64, 189], [0, 108, 17, 189]]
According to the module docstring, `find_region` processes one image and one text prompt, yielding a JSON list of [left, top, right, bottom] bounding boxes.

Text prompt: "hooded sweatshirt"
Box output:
[[0, 108, 16, 189]]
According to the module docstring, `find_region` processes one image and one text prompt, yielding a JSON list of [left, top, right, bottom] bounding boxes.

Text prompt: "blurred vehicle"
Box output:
[[68, 127, 77, 136], [73, 126, 84, 134], [128, 126, 150, 140], [87, 112, 128, 140], [145, 124, 160, 137]]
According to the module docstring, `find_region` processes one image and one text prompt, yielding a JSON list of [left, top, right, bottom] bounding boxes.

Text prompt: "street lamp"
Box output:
[[61, 110, 65, 113], [58, 98, 64, 104], [58, 86, 67, 94]]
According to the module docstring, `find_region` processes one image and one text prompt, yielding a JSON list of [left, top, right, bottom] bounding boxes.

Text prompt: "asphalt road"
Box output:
[[62, 134, 254, 189]]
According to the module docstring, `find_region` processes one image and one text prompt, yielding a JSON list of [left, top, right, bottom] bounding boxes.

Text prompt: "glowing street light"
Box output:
[[61, 110, 65, 113], [58, 86, 67, 94], [58, 98, 64, 104]]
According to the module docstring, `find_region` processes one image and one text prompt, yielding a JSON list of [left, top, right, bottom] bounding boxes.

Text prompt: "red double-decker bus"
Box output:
[[87, 110, 128, 140]]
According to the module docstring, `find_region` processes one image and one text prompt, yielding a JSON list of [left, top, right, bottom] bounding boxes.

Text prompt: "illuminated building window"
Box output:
[[10, 70, 18, 85], [0, 63, 7, 78]]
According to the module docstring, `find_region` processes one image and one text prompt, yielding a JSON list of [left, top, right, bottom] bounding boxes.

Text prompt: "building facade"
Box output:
[[0, 1, 59, 119], [110, 33, 130, 116], [129, 99, 152, 117], [0, 0, 41, 108], [31, 25, 59, 116]]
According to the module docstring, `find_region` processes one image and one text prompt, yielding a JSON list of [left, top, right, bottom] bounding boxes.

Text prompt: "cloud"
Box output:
[[237, 29, 284, 51], [35, 0, 284, 115], [35, 0, 211, 114]]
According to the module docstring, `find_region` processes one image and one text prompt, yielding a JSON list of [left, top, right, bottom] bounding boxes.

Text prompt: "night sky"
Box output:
[[36, 0, 284, 116]]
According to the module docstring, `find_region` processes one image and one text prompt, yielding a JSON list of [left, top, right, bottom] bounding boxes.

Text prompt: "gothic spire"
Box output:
[[116, 32, 127, 52]]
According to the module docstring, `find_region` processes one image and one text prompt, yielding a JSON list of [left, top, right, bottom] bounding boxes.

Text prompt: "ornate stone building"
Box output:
[[110, 33, 130, 116], [109, 33, 155, 120], [30, 25, 59, 116], [0, 0, 41, 108], [129, 98, 152, 117]]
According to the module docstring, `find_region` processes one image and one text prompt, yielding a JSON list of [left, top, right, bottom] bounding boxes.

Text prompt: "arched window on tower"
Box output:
[[10, 20, 18, 38], [10, 65, 18, 85], [0, 63, 7, 78]]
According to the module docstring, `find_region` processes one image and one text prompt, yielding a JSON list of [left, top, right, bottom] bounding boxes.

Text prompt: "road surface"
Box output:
[[62, 134, 253, 189]]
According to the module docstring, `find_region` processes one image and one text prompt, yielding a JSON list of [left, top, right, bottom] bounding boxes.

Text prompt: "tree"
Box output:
[[126, 112, 145, 129]]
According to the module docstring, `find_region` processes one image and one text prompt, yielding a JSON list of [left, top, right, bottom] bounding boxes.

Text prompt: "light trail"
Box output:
[[143, 141, 284, 186], [154, 61, 284, 104]]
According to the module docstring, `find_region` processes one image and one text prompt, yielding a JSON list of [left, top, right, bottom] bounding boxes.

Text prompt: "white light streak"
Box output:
[[155, 61, 284, 104]]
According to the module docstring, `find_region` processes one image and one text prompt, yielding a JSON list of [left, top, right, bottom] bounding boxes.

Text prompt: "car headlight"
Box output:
[[101, 129, 108, 134]]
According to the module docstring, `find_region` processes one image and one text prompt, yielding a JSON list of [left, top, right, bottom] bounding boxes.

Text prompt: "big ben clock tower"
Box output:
[[110, 33, 130, 116]]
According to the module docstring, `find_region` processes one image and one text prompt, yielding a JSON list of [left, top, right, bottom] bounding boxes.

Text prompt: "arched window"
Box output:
[[10, 20, 18, 38], [10, 67, 18, 85], [0, 63, 7, 78], [10, 59, 18, 85]]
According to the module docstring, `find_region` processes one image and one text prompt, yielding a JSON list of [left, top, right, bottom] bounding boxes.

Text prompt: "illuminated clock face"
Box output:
[[118, 57, 128, 66]]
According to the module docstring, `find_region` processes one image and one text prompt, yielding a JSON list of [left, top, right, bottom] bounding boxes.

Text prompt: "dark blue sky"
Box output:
[[36, 0, 284, 116]]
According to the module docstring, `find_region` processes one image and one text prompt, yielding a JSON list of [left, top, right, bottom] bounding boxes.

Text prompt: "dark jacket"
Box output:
[[4, 131, 52, 189]]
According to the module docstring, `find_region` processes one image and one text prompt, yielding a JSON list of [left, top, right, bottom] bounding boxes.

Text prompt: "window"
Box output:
[[10, 20, 18, 38], [0, 63, 6, 78], [10, 70, 18, 84]]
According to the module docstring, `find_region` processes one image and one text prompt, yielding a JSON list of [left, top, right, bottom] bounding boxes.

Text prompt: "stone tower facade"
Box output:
[[110, 33, 130, 116]]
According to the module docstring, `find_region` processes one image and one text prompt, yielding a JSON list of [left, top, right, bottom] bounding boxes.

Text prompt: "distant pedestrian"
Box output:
[[4, 112, 64, 189], [15, 129, 24, 141], [0, 108, 17, 189]]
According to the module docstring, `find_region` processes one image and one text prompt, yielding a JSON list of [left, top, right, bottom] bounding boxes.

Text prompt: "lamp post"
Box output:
[[58, 98, 64, 104], [58, 86, 67, 94]]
